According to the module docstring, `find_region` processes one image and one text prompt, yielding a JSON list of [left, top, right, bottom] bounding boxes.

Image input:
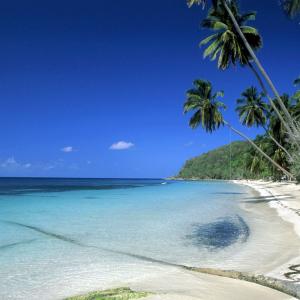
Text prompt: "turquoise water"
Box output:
[[0, 178, 250, 299]]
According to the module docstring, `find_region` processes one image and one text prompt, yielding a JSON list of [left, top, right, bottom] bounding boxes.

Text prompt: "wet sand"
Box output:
[[119, 180, 300, 299], [68, 180, 300, 300]]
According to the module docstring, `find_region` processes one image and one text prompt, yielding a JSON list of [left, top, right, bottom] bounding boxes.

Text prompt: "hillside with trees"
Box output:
[[177, 140, 276, 180], [181, 0, 300, 181]]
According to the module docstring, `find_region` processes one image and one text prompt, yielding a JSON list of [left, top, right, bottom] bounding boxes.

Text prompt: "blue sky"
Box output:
[[0, 0, 299, 178]]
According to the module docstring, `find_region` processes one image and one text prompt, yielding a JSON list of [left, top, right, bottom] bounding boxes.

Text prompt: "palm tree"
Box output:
[[200, 4, 262, 70], [281, 0, 300, 18], [292, 77, 300, 120], [199, 1, 298, 146], [270, 94, 296, 141], [184, 79, 294, 178], [184, 79, 225, 132], [236, 87, 267, 127], [188, 0, 299, 145], [236, 87, 293, 160]]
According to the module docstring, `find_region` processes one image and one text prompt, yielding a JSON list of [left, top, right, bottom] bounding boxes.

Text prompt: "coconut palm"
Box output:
[[200, 4, 262, 69], [236, 87, 293, 160], [184, 79, 294, 178], [236, 87, 267, 127], [199, 1, 299, 146], [281, 0, 300, 18], [188, 0, 299, 145], [184, 79, 225, 132], [270, 94, 295, 137], [292, 79, 300, 120], [269, 94, 296, 165]]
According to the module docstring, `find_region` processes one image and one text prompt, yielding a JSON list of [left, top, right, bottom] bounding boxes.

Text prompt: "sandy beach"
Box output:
[[3, 179, 300, 300], [100, 180, 300, 300], [235, 180, 300, 281]]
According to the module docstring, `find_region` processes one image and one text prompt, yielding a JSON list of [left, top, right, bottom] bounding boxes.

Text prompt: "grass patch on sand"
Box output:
[[65, 287, 151, 300]]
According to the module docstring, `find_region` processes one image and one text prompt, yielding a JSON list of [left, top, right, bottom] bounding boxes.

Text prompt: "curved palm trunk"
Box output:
[[223, 120, 294, 179], [221, 0, 299, 142], [248, 62, 298, 157], [248, 62, 297, 145], [261, 125, 294, 162]]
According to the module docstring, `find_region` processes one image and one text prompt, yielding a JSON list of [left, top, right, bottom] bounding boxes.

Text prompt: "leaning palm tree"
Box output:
[[188, 0, 299, 145], [236, 87, 267, 127], [270, 94, 296, 142], [291, 78, 300, 123], [281, 0, 300, 18], [184, 79, 225, 132], [236, 87, 293, 160], [199, 1, 298, 146], [200, 4, 262, 70], [184, 79, 294, 178]]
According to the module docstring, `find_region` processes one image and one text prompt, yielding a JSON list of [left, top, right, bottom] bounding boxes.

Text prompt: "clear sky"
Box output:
[[0, 0, 299, 178]]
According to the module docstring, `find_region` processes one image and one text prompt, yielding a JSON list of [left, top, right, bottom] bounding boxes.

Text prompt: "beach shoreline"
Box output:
[[233, 180, 300, 281], [68, 180, 300, 300], [128, 180, 300, 300]]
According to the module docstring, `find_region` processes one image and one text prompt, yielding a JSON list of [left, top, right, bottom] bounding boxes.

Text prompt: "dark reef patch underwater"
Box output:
[[186, 215, 250, 249]]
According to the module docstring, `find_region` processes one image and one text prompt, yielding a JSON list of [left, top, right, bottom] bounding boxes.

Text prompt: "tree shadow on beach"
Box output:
[[240, 194, 293, 204]]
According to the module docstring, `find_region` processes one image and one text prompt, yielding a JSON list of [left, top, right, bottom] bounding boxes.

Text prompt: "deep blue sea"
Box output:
[[0, 178, 253, 299]]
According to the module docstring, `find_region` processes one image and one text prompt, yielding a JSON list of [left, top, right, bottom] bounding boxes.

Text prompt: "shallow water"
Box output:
[[0, 178, 290, 299]]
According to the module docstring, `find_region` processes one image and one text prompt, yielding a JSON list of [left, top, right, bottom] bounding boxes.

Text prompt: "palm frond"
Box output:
[[203, 39, 222, 58], [281, 0, 300, 18], [199, 33, 221, 45], [294, 77, 300, 86], [184, 79, 226, 133], [187, 0, 206, 8], [239, 12, 257, 23], [199, 1, 262, 69]]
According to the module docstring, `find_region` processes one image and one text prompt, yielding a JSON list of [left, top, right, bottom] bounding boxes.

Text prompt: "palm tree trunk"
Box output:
[[261, 125, 294, 161], [248, 62, 298, 156], [221, 0, 299, 141], [223, 120, 294, 179], [247, 62, 298, 147]]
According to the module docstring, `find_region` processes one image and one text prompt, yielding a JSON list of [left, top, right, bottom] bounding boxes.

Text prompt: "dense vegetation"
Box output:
[[183, 0, 300, 181], [177, 140, 276, 180]]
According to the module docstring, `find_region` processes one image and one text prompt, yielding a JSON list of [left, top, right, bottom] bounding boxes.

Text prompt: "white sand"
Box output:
[[128, 267, 295, 300], [70, 180, 300, 299], [234, 180, 300, 281], [121, 180, 300, 300]]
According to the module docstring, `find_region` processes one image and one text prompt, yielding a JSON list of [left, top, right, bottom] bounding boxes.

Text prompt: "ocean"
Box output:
[[0, 178, 263, 299]]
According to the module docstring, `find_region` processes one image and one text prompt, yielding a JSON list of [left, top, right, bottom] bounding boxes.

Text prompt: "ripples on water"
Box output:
[[0, 178, 251, 299]]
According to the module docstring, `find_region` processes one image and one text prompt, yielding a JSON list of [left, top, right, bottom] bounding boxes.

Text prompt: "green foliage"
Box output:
[[177, 140, 273, 180], [200, 1, 262, 69], [291, 152, 300, 182], [281, 0, 300, 18], [186, 0, 218, 8], [65, 287, 150, 300], [184, 79, 226, 132], [236, 86, 268, 127], [187, 0, 206, 8]]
